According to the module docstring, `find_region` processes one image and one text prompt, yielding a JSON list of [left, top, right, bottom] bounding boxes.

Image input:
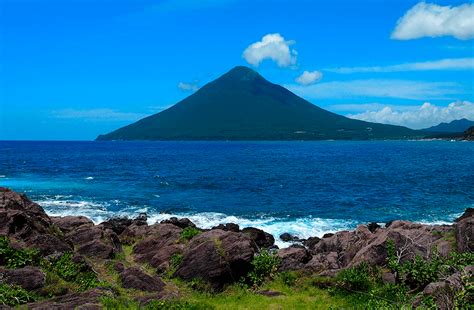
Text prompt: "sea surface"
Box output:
[[1, 140, 473, 246]]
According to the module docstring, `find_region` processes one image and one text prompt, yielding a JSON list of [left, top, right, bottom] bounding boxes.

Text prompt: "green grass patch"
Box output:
[[180, 227, 201, 242], [0, 283, 37, 306], [0, 236, 41, 268]]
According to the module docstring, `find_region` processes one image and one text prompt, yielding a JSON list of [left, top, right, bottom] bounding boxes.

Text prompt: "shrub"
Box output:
[[386, 239, 474, 290], [0, 236, 41, 268], [180, 227, 201, 242], [278, 271, 298, 287], [336, 262, 378, 292], [248, 249, 280, 287], [0, 283, 37, 306]]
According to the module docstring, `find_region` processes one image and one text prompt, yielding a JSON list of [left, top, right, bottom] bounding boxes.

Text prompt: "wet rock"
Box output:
[[241, 227, 275, 248], [0, 266, 46, 290], [279, 233, 302, 242], [302, 236, 321, 249], [367, 222, 381, 233], [175, 229, 256, 290], [212, 223, 240, 232], [27, 287, 114, 310], [101, 217, 133, 235], [160, 217, 196, 229], [322, 233, 334, 238], [133, 213, 148, 226], [119, 267, 165, 292], [454, 209, 473, 253], [277, 247, 311, 271]]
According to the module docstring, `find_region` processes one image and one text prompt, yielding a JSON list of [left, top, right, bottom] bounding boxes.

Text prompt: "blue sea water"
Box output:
[[1, 140, 473, 246]]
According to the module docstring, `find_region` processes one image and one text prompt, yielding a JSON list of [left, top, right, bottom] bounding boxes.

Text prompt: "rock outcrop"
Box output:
[[175, 229, 256, 289]]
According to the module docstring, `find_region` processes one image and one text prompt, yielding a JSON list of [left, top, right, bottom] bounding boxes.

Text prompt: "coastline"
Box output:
[[1, 187, 472, 309]]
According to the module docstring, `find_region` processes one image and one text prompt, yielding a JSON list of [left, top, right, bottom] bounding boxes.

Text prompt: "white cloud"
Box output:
[[295, 70, 323, 85], [243, 33, 297, 67], [348, 101, 474, 129], [327, 58, 474, 74], [286, 79, 461, 100], [392, 2, 474, 40], [52, 108, 146, 121], [178, 81, 199, 92]]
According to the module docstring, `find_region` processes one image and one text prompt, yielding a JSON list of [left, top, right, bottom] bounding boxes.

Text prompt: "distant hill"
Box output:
[[423, 119, 474, 133], [97, 66, 422, 141]]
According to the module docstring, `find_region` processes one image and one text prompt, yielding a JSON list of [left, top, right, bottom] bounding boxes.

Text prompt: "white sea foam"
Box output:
[[85, 177, 94, 180]]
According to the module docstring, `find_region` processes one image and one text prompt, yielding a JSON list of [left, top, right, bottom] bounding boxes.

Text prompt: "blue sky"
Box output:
[[1, 0, 473, 140]]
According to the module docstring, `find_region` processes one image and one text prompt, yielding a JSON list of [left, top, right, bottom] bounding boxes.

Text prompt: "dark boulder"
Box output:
[[77, 239, 115, 259], [302, 236, 321, 249], [160, 217, 196, 229], [212, 223, 240, 232], [65, 225, 121, 259], [119, 267, 165, 292], [279, 233, 302, 242], [0, 266, 46, 290], [367, 222, 381, 233], [455, 209, 474, 253], [0, 188, 71, 255], [175, 229, 256, 289], [277, 247, 311, 271], [51, 216, 94, 234], [100, 217, 133, 235], [133, 224, 183, 267], [241, 227, 275, 248], [133, 213, 148, 226], [322, 233, 334, 238]]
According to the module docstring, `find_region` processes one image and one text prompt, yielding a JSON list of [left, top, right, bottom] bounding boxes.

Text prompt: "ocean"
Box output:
[[1, 140, 473, 247]]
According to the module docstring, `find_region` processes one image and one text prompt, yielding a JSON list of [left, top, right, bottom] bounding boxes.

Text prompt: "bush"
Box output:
[[180, 227, 201, 242], [336, 262, 378, 292], [278, 271, 298, 287], [386, 239, 474, 289], [0, 283, 36, 306], [0, 236, 41, 268], [248, 249, 280, 287]]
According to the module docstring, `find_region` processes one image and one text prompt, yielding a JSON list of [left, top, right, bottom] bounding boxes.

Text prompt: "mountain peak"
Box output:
[[221, 66, 263, 82]]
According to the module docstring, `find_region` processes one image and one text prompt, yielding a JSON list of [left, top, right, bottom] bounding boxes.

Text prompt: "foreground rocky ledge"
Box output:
[[0, 187, 472, 309]]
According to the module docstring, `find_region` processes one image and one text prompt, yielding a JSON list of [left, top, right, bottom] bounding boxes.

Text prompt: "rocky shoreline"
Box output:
[[0, 187, 472, 309]]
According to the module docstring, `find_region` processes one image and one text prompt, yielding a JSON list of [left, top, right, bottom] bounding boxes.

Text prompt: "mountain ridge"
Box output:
[[422, 118, 474, 133], [97, 66, 422, 141]]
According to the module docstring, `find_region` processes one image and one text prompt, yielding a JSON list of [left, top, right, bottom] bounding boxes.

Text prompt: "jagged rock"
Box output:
[[305, 252, 339, 273], [114, 262, 125, 273], [27, 287, 114, 310], [77, 239, 115, 259], [150, 244, 184, 272], [455, 209, 473, 253], [0, 188, 71, 255], [302, 236, 321, 249], [277, 247, 311, 271], [51, 216, 94, 234], [0, 266, 46, 290], [241, 227, 275, 248], [322, 233, 334, 238], [175, 229, 256, 289], [133, 213, 148, 226], [279, 233, 302, 242], [119, 267, 165, 292], [367, 222, 381, 233], [160, 217, 196, 229], [100, 217, 133, 235], [133, 224, 183, 267], [212, 223, 240, 232]]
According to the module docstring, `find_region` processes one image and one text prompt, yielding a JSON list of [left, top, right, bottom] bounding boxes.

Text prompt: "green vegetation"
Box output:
[[247, 249, 280, 288], [0, 283, 37, 306], [180, 227, 201, 242], [45, 252, 103, 290], [0, 236, 41, 268]]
